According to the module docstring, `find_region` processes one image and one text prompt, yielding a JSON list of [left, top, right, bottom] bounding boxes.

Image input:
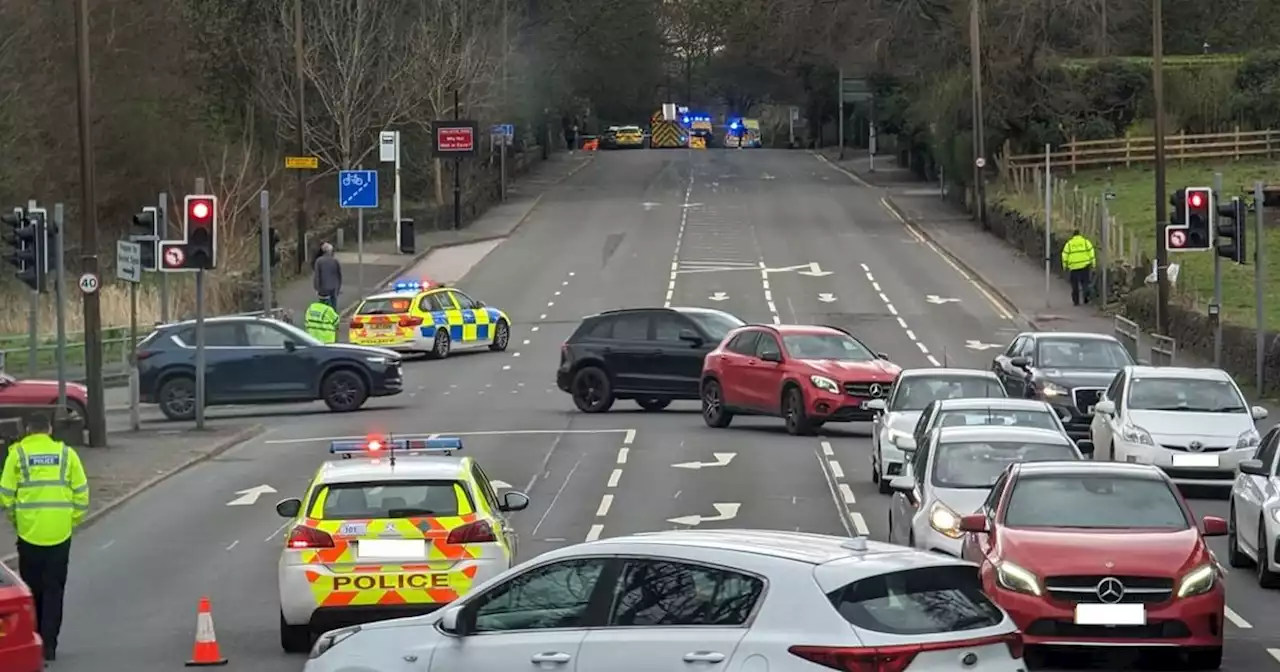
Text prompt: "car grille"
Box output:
[[1044, 575, 1173, 605], [1072, 388, 1103, 413], [1160, 443, 1229, 453], [844, 382, 888, 398]]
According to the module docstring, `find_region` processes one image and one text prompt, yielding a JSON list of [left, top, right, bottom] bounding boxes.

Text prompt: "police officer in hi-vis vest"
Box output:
[[305, 293, 340, 343], [0, 413, 90, 661]]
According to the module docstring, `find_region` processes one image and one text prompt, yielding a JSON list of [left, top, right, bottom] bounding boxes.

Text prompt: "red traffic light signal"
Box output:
[[182, 195, 218, 269], [1188, 191, 1204, 208]]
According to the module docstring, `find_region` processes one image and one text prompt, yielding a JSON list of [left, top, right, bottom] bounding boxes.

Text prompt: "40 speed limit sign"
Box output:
[[78, 272, 100, 294]]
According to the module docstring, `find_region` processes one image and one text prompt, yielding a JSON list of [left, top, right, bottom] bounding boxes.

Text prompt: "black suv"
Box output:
[[557, 307, 744, 412], [137, 315, 403, 420]]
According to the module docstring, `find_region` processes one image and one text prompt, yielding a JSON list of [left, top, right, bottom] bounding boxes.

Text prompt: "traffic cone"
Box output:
[[185, 596, 228, 666]]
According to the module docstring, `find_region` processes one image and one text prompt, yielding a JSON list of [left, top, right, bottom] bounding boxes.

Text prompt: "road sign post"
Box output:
[[433, 113, 478, 230], [53, 204, 67, 415], [380, 131, 401, 248], [116, 238, 141, 430], [339, 169, 379, 300]]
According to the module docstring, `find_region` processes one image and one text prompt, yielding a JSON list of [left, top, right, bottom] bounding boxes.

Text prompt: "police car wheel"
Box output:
[[158, 376, 197, 421], [321, 369, 369, 412], [489, 320, 510, 352], [279, 610, 312, 654], [431, 329, 451, 359]]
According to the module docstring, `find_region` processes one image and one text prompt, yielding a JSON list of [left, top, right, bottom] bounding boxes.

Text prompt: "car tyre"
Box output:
[[279, 611, 312, 654], [1182, 647, 1223, 670], [430, 328, 452, 359], [701, 380, 733, 428], [158, 376, 197, 421], [1226, 503, 1251, 568], [636, 398, 671, 412], [489, 320, 510, 352], [1257, 520, 1280, 588], [321, 369, 369, 413], [783, 387, 816, 436], [571, 367, 614, 413]]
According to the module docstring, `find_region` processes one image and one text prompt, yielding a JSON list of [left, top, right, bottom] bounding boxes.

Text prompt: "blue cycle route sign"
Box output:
[[339, 170, 379, 208]]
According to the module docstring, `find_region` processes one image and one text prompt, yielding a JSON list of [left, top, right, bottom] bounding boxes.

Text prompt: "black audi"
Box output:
[[991, 331, 1135, 440]]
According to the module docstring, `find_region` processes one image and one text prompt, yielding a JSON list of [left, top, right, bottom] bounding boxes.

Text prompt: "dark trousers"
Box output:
[[17, 538, 71, 655], [1069, 268, 1092, 305], [320, 293, 337, 309]]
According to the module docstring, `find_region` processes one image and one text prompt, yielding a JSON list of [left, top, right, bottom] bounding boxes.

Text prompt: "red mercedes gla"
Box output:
[[959, 460, 1226, 669], [700, 324, 900, 435]]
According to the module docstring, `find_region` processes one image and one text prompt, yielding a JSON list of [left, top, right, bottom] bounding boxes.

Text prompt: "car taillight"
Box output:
[[399, 315, 423, 327], [134, 350, 157, 361], [789, 633, 1022, 672], [447, 520, 497, 544], [286, 525, 335, 549], [350, 318, 362, 329]]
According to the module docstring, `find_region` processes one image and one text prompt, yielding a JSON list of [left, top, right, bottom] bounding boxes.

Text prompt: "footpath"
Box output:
[[817, 148, 1280, 415]]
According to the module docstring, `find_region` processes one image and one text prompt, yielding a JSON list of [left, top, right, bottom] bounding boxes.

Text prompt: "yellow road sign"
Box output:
[[285, 156, 319, 169]]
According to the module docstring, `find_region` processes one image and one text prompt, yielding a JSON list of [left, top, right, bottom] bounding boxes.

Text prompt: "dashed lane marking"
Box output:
[[587, 442, 632, 542], [1225, 606, 1252, 628], [819, 441, 867, 536], [664, 175, 696, 308], [760, 262, 781, 324], [860, 263, 941, 367]]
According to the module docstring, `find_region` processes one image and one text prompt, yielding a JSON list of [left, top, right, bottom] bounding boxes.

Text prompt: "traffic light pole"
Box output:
[[260, 190, 273, 311], [53, 204, 67, 414], [26, 199, 38, 378], [1212, 172, 1223, 367], [159, 192, 170, 323], [1151, 0, 1170, 335], [194, 177, 207, 431]]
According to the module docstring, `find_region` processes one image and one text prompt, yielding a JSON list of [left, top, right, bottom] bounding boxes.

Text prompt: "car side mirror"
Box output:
[[863, 399, 886, 412], [1238, 459, 1269, 477], [678, 329, 704, 346], [893, 435, 917, 452], [475, 300, 486, 308], [438, 605, 472, 636], [275, 498, 302, 518], [888, 475, 916, 494], [1076, 439, 1095, 455], [1009, 356, 1030, 369], [1093, 400, 1115, 415], [1252, 406, 1268, 420], [760, 351, 782, 363], [1201, 516, 1228, 537], [958, 514, 989, 533], [500, 491, 530, 512], [877, 352, 890, 360], [284, 340, 298, 352]]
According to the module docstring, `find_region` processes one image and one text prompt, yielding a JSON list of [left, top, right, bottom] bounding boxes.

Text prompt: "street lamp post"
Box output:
[[969, 0, 989, 231], [1152, 0, 1170, 333]]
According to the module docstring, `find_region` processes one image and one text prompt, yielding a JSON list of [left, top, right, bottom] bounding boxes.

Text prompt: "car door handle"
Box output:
[[683, 651, 726, 663], [531, 652, 572, 664]]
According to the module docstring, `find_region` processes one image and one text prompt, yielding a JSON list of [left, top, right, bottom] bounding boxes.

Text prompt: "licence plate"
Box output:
[[1074, 603, 1145, 626], [358, 539, 427, 559], [369, 324, 394, 333], [1172, 453, 1220, 467]]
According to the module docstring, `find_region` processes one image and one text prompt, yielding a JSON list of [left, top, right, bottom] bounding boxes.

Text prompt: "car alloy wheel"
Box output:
[[328, 378, 358, 407], [434, 329, 451, 358], [703, 384, 723, 422], [573, 369, 610, 412], [491, 321, 510, 351]]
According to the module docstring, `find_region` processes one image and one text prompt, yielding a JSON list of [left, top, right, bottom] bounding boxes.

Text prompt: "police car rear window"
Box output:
[[358, 298, 412, 315], [319, 481, 469, 519]]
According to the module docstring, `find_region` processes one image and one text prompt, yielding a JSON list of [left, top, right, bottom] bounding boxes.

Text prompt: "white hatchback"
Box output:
[[302, 529, 1027, 672]]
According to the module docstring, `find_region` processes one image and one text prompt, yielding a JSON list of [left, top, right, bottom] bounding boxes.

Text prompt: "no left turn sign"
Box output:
[[78, 272, 100, 294], [164, 245, 185, 268], [1170, 229, 1186, 248]]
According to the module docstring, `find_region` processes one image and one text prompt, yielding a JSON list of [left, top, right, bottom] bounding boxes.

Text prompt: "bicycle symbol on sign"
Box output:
[[342, 173, 365, 187]]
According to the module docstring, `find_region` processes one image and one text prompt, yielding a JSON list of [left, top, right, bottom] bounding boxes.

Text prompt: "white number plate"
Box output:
[[357, 539, 427, 559], [369, 324, 394, 333], [1074, 603, 1146, 626], [1172, 453, 1220, 467]]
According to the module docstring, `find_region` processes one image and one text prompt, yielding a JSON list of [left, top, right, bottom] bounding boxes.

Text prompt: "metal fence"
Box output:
[[1113, 316, 1140, 361], [1149, 334, 1177, 366]]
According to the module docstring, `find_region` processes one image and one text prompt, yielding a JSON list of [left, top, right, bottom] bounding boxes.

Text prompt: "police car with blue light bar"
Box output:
[[348, 279, 512, 359]]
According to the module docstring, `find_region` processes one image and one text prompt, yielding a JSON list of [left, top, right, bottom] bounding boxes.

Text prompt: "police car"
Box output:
[[275, 436, 530, 653], [348, 280, 512, 358]]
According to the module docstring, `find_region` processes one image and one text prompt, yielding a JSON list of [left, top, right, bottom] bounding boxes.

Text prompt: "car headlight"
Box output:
[[995, 561, 1042, 596], [1237, 429, 1261, 450], [1176, 563, 1217, 598], [810, 375, 839, 394], [310, 625, 361, 658], [929, 501, 963, 539], [1038, 382, 1070, 397], [1120, 424, 1155, 446], [365, 356, 388, 364]]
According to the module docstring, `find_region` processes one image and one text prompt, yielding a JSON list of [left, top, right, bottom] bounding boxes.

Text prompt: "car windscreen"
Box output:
[[890, 378, 1006, 411], [683, 311, 745, 341], [1127, 377, 1247, 413], [932, 441, 1078, 489], [358, 297, 413, 315], [1003, 474, 1190, 529], [319, 480, 468, 519], [826, 565, 1004, 635], [934, 408, 1059, 431], [1037, 338, 1132, 369], [783, 333, 874, 361]]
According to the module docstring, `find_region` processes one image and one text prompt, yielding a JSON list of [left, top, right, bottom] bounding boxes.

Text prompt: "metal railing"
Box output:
[[0, 327, 136, 380], [1149, 334, 1177, 366], [1113, 316, 1140, 362]]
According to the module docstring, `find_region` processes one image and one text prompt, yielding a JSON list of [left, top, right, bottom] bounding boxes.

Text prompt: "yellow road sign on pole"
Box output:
[[285, 156, 319, 170]]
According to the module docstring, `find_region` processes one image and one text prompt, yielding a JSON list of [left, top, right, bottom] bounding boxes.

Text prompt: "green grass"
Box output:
[[996, 159, 1280, 330], [0, 327, 135, 376]]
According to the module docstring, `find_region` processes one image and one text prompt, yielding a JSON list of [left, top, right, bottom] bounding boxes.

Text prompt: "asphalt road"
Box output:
[[49, 149, 1280, 672]]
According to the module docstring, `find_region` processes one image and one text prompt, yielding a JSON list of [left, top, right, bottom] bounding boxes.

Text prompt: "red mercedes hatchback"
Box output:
[[959, 460, 1226, 669], [0, 561, 42, 672], [701, 324, 900, 435]]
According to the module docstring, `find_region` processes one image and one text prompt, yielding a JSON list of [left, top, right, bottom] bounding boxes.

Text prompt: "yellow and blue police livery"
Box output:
[[348, 280, 511, 359]]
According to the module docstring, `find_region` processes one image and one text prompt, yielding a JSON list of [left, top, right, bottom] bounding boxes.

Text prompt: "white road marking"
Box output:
[[608, 468, 622, 487], [265, 428, 638, 445], [226, 540, 239, 551], [760, 263, 782, 324], [851, 512, 870, 535], [554, 290, 561, 296], [1225, 606, 1252, 628], [522, 339, 530, 345], [664, 176, 695, 308], [816, 450, 857, 538], [864, 262, 940, 367], [596, 494, 614, 516], [562, 281, 568, 286], [821, 441, 834, 456], [100, 540, 116, 550], [839, 483, 856, 504], [531, 459, 580, 536], [264, 519, 292, 542], [1267, 648, 1280, 663], [546, 301, 554, 307], [512, 352, 521, 357], [617, 447, 629, 463], [531, 326, 539, 332], [624, 429, 637, 444], [539, 313, 547, 319], [586, 524, 603, 541], [829, 460, 844, 478], [502, 364, 511, 370]]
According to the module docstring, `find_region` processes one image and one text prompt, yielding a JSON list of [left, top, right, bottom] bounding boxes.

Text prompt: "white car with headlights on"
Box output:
[[1090, 366, 1266, 486], [887, 426, 1084, 556], [866, 368, 1006, 494], [1227, 424, 1280, 587], [303, 529, 1028, 672]]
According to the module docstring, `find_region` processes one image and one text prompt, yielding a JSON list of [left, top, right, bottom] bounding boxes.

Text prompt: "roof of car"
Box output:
[[568, 529, 957, 567], [746, 324, 847, 335], [1124, 365, 1231, 381], [362, 286, 448, 301], [159, 314, 288, 330], [314, 455, 471, 484], [589, 306, 739, 319], [898, 367, 999, 379], [936, 425, 1073, 444], [1026, 331, 1123, 342], [1014, 460, 1166, 479], [934, 397, 1049, 410]]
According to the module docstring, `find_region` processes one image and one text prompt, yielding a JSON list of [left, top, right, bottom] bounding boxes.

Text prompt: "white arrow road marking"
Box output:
[[965, 340, 1002, 350], [926, 295, 960, 304], [641, 202, 660, 210], [708, 292, 729, 301], [817, 293, 837, 303], [797, 262, 832, 277], [668, 503, 741, 526], [226, 485, 277, 506], [671, 452, 736, 469], [682, 202, 703, 208], [490, 480, 512, 489], [761, 174, 775, 180]]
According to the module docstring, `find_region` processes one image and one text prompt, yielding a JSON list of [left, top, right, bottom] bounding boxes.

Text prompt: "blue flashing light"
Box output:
[[329, 436, 464, 457], [682, 116, 689, 124], [730, 122, 740, 130]]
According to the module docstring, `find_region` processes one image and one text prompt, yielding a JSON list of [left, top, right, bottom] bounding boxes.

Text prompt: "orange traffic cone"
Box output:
[[185, 596, 228, 666]]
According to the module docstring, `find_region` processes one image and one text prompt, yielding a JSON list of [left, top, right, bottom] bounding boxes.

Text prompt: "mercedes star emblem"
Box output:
[[1095, 577, 1126, 604], [1188, 441, 1205, 452], [868, 384, 884, 398]]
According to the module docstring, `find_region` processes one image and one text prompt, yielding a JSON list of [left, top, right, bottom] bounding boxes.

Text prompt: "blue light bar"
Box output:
[[328, 436, 464, 455], [392, 281, 423, 292]]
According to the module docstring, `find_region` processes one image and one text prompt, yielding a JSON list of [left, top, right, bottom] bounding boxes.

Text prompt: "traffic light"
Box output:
[[132, 206, 159, 270], [183, 195, 217, 269], [1167, 187, 1213, 251], [2, 207, 44, 291], [27, 207, 53, 278], [1216, 196, 1248, 264], [268, 227, 281, 267]]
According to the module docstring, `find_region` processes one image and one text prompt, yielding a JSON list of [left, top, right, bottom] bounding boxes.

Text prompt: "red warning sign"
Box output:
[[161, 243, 186, 270], [433, 121, 478, 156]]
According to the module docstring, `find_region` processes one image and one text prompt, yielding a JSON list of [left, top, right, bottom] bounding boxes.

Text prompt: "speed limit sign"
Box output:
[[975, 157, 987, 169], [78, 272, 100, 294]]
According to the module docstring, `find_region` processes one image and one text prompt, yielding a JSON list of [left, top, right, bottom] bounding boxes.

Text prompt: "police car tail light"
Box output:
[[398, 315, 423, 327], [349, 317, 363, 329], [287, 525, 335, 549], [789, 632, 1023, 672], [446, 519, 497, 544]]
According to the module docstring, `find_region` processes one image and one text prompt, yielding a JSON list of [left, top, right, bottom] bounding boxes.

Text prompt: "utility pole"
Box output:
[[1152, 0, 1170, 334], [74, 0, 106, 447], [969, 0, 989, 230], [293, 0, 308, 274]]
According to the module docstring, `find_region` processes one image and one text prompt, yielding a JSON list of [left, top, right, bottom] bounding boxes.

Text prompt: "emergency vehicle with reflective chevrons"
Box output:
[[347, 281, 512, 359], [275, 436, 530, 653]]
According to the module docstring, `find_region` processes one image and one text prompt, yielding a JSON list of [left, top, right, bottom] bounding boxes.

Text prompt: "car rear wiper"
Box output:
[[387, 508, 438, 517]]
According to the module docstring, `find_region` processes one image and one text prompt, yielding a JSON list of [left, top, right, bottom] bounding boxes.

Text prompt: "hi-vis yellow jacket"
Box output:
[[1061, 234, 1096, 271], [0, 433, 89, 546]]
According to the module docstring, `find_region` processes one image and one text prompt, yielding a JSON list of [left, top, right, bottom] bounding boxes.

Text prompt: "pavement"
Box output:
[[30, 147, 1280, 671]]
